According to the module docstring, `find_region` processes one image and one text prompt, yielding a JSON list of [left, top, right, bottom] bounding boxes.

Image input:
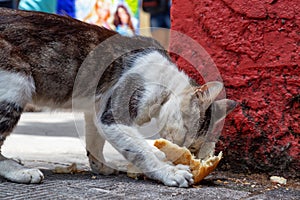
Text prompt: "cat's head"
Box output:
[[164, 81, 237, 160]]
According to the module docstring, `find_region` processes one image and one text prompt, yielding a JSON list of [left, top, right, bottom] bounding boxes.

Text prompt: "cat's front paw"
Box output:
[[148, 164, 194, 187], [89, 157, 118, 175], [162, 164, 194, 187]]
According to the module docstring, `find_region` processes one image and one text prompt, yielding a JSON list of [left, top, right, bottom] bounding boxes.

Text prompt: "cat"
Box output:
[[0, 8, 236, 187]]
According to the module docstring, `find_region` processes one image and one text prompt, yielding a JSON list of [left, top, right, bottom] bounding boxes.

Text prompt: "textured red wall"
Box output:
[[170, 0, 299, 177]]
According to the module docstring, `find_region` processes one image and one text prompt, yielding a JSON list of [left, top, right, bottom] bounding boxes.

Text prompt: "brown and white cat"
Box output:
[[0, 8, 236, 187]]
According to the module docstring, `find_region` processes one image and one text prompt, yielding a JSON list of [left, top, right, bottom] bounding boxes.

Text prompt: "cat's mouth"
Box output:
[[188, 146, 198, 154]]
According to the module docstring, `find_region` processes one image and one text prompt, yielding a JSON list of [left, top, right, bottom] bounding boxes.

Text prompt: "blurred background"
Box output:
[[0, 0, 170, 48]]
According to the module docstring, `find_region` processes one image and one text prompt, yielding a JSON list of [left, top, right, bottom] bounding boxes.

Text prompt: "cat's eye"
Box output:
[[189, 146, 197, 152]]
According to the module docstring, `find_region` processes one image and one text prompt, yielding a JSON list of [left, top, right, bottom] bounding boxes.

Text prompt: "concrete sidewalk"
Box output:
[[2, 112, 156, 171], [2, 112, 89, 170], [0, 112, 299, 199]]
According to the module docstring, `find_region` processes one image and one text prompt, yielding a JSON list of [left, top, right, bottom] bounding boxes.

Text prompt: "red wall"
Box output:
[[171, 0, 299, 177]]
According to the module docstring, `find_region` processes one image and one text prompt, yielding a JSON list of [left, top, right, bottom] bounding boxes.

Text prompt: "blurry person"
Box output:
[[151, 0, 170, 29], [113, 4, 135, 36], [0, 0, 17, 9], [57, 0, 76, 18], [142, 0, 171, 48], [83, 0, 115, 30], [18, 0, 57, 13]]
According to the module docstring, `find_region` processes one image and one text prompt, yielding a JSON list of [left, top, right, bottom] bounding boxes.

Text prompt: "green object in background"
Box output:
[[112, 0, 139, 18], [124, 0, 139, 18], [18, 0, 57, 13]]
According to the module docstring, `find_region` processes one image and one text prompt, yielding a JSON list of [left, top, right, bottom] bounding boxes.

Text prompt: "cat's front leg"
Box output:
[[84, 113, 117, 175], [98, 122, 193, 187]]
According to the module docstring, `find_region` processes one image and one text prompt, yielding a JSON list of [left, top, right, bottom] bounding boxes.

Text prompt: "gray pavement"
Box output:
[[1, 112, 299, 199]]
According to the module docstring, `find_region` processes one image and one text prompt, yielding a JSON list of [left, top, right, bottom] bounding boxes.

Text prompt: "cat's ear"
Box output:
[[194, 81, 223, 108], [211, 99, 237, 123], [207, 99, 237, 143]]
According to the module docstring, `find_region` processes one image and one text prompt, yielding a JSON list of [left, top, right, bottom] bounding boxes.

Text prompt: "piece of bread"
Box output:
[[154, 138, 222, 184]]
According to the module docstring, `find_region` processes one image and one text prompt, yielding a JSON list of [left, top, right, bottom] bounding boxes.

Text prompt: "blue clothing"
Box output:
[[18, 0, 57, 13], [116, 25, 134, 37], [150, 12, 170, 29], [150, 0, 171, 30], [0, 0, 17, 9], [57, 0, 75, 18]]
